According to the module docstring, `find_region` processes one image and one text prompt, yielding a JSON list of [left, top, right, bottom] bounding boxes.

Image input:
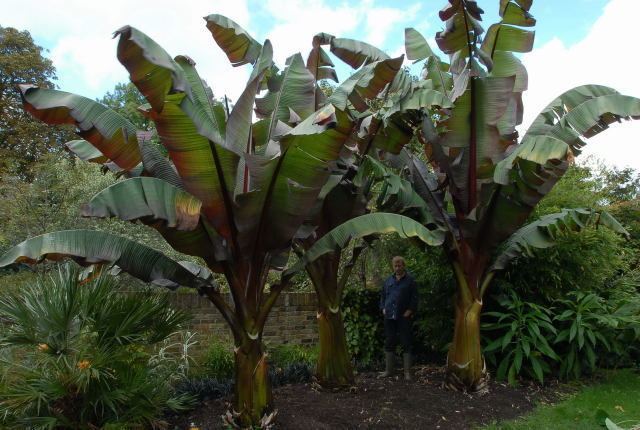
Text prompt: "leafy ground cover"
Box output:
[[484, 369, 640, 430]]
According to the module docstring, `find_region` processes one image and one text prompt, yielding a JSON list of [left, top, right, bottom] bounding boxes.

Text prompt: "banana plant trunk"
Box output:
[[307, 254, 355, 388], [233, 336, 272, 427], [316, 303, 354, 387], [445, 261, 489, 392]]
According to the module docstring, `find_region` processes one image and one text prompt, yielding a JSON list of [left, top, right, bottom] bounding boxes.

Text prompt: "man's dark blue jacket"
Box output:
[[379, 273, 418, 320]]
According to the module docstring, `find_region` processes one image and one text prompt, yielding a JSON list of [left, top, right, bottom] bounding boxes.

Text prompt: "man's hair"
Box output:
[[392, 256, 405, 265]]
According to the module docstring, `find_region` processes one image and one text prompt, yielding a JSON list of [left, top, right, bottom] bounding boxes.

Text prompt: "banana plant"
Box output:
[[0, 16, 372, 426], [297, 0, 639, 393], [290, 33, 453, 388]]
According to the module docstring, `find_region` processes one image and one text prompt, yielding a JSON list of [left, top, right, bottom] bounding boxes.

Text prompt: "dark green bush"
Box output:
[[0, 265, 194, 429], [342, 287, 384, 369], [483, 291, 559, 385], [553, 291, 637, 379]]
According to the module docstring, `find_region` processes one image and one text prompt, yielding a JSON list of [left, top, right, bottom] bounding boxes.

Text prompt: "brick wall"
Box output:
[[167, 292, 319, 349]]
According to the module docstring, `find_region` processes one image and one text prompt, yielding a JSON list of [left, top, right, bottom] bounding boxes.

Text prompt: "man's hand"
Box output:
[[403, 310, 412, 318], [383, 309, 386, 316]]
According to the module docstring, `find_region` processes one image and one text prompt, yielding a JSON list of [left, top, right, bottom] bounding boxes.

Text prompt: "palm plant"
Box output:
[[0, 15, 419, 426], [0, 265, 192, 429], [294, 0, 639, 392]]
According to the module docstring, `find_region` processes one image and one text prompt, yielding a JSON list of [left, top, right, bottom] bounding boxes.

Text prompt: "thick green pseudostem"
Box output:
[[445, 282, 488, 393], [233, 337, 273, 427], [308, 254, 355, 388], [316, 305, 354, 387]]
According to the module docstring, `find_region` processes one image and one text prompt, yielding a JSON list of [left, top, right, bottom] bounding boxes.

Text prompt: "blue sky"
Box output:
[[3, 0, 638, 170]]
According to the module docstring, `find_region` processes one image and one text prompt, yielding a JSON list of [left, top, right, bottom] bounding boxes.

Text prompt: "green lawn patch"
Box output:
[[483, 369, 640, 430]]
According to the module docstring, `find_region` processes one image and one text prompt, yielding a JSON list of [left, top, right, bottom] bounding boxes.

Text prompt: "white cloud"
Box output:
[[4, 0, 252, 101], [522, 0, 640, 170], [261, 0, 422, 71]]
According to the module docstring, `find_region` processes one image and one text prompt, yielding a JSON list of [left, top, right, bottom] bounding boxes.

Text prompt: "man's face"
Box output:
[[393, 259, 405, 277]]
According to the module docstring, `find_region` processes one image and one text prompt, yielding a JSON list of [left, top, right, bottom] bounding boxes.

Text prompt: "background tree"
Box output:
[[98, 82, 153, 131], [0, 26, 73, 177]]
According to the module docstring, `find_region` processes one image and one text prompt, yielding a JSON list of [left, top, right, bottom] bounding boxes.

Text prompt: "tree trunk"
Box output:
[[315, 305, 354, 387], [233, 337, 273, 427], [445, 289, 488, 392]]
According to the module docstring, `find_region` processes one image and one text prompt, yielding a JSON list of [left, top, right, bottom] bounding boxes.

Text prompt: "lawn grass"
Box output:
[[483, 369, 640, 430]]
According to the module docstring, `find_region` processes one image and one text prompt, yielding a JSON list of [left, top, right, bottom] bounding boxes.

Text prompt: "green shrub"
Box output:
[[483, 291, 559, 385], [0, 265, 194, 429], [201, 339, 235, 380], [342, 287, 384, 369], [553, 292, 636, 379], [269, 343, 318, 368]]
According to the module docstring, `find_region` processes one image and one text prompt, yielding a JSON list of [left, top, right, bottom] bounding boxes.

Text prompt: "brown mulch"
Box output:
[[169, 365, 563, 430]]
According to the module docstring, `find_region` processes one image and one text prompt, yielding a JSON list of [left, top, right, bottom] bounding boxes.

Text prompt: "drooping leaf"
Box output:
[[404, 28, 434, 62], [0, 230, 213, 289], [329, 56, 404, 112], [472, 135, 571, 250], [285, 213, 445, 276], [526, 91, 640, 154], [65, 139, 109, 164], [490, 208, 629, 272], [204, 14, 262, 67], [137, 136, 183, 189], [81, 177, 225, 267], [19, 85, 141, 171], [330, 38, 390, 69], [116, 26, 240, 241], [81, 177, 201, 231], [480, 24, 535, 58]]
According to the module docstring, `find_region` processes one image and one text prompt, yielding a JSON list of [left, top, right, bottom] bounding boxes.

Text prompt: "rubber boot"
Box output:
[[379, 351, 395, 377], [403, 353, 412, 381]]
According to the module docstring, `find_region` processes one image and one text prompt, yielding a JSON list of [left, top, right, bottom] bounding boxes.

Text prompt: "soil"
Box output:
[[169, 365, 563, 429]]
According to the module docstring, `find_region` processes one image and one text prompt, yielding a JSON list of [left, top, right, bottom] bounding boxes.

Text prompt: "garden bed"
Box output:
[[169, 365, 562, 429]]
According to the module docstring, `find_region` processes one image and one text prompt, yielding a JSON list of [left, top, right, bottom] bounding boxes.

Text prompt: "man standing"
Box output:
[[379, 256, 418, 381]]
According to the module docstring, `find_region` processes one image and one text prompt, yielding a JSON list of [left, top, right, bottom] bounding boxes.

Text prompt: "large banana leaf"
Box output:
[[137, 137, 183, 189], [357, 156, 434, 226], [436, 75, 517, 213], [435, 0, 484, 74], [525, 88, 640, 154], [235, 105, 352, 261], [329, 38, 389, 69], [19, 85, 141, 171], [204, 14, 262, 67], [285, 213, 445, 276], [255, 53, 316, 134], [80, 177, 225, 267], [404, 28, 434, 62], [306, 32, 337, 110], [81, 177, 201, 231], [489, 208, 629, 272], [116, 26, 240, 241], [0, 230, 213, 289], [226, 42, 274, 157], [329, 56, 404, 112], [66, 139, 109, 164], [472, 135, 571, 251]]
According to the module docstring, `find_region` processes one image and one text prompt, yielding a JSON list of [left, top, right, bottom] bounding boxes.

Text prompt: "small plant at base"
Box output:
[[554, 292, 632, 379], [202, 339, 235, 380], [483, 290, 559, 385]]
